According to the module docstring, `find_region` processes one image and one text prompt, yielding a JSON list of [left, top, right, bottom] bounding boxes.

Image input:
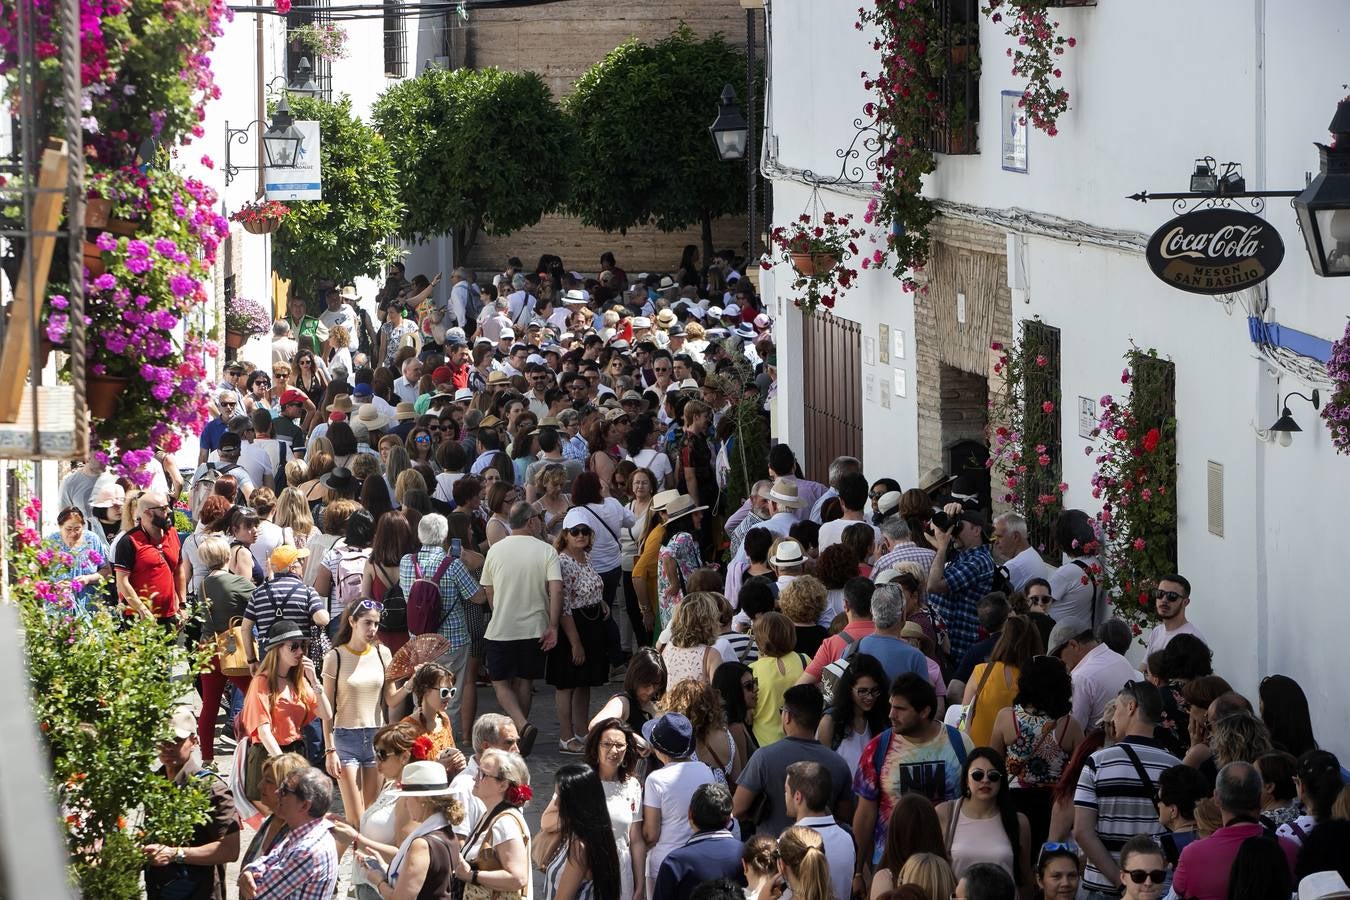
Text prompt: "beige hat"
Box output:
[[652, 489, 681, 512], [655, 309, 678, 329], [394, 401, 417, 421], [767, 476, 806, 508], [603, 407, 631, 423], [530, 415, 561, 435], [478, 414, 502, 428], [1298, 872, 1350, 899], [678, 378, 700, 392], [339, 285, 360, 301], [899, 621, 927, 641], [355, 403, 390, 431], [877, 490, 903, 515], [769, 539, 806, 567], [487, 370, 512, 385], [169, 704, 198, 740], [663, 494, 708, 523], [632, 316, 653, 330], [917, 467, 957, 495], [620, 390, 644, 403], [326, 393, 355, 414]]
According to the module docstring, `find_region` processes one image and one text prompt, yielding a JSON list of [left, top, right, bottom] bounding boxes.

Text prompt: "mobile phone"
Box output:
[[450, 538, 462, 560]]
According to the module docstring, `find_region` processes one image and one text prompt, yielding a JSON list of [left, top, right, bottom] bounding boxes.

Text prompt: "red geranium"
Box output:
[[1142, 428, 1161, 453], [506, 783, 533, 806], [411, 735, 435, 761]]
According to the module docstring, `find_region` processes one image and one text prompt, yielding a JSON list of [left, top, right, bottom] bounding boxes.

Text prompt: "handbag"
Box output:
[[216, 616, 255, 678], [464, 807, 530, 900], [243, 740, 269, 803], [958, 661, 998, 735]]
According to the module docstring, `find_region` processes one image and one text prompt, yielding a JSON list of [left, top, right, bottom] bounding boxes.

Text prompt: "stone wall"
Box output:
[[914, 216, 1014, 474], [448, 1, 756, 274]]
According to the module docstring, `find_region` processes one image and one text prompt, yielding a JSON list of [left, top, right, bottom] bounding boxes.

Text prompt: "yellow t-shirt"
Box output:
[[750, 652, 807, 746], [965, 662, 1020, 746], [323, 644, 390, 730]]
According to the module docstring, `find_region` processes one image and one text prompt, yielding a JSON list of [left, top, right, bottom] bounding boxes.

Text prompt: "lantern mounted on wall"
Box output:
[[1293, 100, 1350, 277], [708, 84, 748, 161]]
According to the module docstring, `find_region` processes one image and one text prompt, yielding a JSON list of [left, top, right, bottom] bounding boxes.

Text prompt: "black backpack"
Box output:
[[371, 567, 408, 632], [990, 563, 1014, 596]]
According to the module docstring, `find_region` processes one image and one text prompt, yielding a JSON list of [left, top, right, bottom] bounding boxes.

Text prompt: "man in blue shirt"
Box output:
[[854, 583, 932, 685], [925, 506, 995, 662], [653, 783, 744, 900]]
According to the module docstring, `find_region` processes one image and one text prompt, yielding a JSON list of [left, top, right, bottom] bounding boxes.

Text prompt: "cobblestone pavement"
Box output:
[[218, 679, 594, 899]]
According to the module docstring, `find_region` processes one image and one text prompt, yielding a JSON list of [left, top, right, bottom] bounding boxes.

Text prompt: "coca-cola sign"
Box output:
[[1145, 207, 1285, 294]]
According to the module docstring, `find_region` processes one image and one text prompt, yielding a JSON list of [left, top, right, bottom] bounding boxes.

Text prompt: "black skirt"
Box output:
[[546, 604, 610, 688]]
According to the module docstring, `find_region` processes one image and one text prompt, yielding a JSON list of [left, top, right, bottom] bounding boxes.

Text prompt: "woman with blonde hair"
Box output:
[[779, 575, 830, 657], [297, 449, 334, 506], [329, 721, 422, 900], [777, 826, 833, 900], [393, 469, 427, 508], [663, 678, 742, 786], [241, 752, 311, 866], [197, 534, 255, 764], [660, 592, 723, 690], [274, 486, 316, 550], [897, 852, 956, 900], [530, 462, 572, 539]]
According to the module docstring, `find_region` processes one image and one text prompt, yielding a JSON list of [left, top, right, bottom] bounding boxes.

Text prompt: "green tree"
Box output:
[[272, 95, 405, 294], [565, 25, 752, 265], [372, 66, 570, 258]]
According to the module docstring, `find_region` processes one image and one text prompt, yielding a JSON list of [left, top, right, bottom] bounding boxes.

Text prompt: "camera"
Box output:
[[930, 508, 960, 532]]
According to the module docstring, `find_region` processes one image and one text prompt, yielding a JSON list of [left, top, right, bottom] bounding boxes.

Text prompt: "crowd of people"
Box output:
[[50, 248, 1350, 900]]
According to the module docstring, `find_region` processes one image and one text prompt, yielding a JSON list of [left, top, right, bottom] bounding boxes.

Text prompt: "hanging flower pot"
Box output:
[[242, 218, 281, 235], [83, 241, 107, 276], [86, 375, 129, 419], [790, 252, 839, 277], [86, 197, 113, 229], [225, 329, 248, 349], [104, 217, 141, 236]]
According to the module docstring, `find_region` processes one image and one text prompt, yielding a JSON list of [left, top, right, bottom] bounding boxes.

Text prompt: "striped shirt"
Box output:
[[1074, 736, 1180, 894], [871, 542, 937, 578]]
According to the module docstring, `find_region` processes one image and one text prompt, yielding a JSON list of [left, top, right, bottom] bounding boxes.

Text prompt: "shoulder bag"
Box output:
[[463, 805, 530, 900], [217, 616, 255, 678]]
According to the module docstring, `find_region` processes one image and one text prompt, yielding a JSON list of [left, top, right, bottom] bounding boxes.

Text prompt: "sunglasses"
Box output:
[[1154, 589, 1186, 602], [741, 679, 758, 691], [220, 401, 238, 408], [284, 641, 308, 653], [568, 526, 593, 537], [854, 686, 883, 698], [969, 768, 1003, 783], [439, 686, 457, 701], [357, 599, 385, 615], [1123, 868, 1167, 885], [1036, 841, 1080, 866], [415, 435, 431, 443], [375, 747, 398, 761]]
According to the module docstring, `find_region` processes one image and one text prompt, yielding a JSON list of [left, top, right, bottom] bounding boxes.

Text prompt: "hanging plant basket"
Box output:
[[86, 198, 113, 229], [225, 329, 248, 349], [103, 217, 141, 236], [86, 375, 129, 419], [242, 218, 282, 235], [83, 241, 107, 276], [790, 252, 840, 277]]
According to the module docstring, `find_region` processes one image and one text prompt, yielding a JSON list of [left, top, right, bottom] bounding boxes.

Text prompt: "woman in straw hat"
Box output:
[[355, 759, 466, 899], [655, 495, 707, 633]]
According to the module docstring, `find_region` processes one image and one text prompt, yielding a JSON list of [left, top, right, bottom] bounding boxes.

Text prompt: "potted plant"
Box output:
[[764, 211, 868, 314], [290, 22, 349, 60], [229, 200, 291, 236], [1321, 319, 1350, 454], [224, 296, 271, 349]]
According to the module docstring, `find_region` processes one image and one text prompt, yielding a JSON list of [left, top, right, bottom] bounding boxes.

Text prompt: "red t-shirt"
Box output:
[[113, 525, 181, 618]]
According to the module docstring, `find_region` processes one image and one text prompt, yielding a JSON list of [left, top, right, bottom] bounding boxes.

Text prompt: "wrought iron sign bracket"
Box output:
[[802, 117, 883, 187], [1127, 189, 1301, 217]]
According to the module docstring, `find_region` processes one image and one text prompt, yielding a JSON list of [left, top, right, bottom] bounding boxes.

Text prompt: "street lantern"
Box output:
[[289, 58, 320, 98], [709, 83, 748, 161], [1294, 99, 1350, 277], [262, 98, 305, 167]]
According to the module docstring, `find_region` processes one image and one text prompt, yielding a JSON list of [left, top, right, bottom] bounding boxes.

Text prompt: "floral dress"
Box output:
[[46, 528, 111, 616], [656, 532, 702, 631]]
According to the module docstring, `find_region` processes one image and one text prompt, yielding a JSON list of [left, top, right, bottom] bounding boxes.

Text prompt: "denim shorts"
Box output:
[[333, 726, 379, 768]]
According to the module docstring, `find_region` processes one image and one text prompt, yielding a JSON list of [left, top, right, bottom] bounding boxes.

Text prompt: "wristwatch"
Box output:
[[173, 847, 186, 864]]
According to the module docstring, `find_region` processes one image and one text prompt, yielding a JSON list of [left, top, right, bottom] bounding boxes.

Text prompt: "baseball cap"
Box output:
[[168, 705, 198, 740], [353, 382, 374, 399], [91, 475, 125, 509], [279, 388, 308, 407], [500, 328, 516, 341], [1046, 618, 1093, 658], [432, 366, 454, 384], [269, 544, 310, 571]]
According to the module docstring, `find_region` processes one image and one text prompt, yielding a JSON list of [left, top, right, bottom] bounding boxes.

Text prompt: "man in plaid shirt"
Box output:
[[239, 768, 338, 899], [871, 517, 937, 579], [399, 513, 484, 729], [924, 505, 994, 662]]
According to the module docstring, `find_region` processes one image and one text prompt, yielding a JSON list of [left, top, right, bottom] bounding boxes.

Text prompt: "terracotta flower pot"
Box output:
[[790, 252, 839, 277], [85, 198, 113, 229], [225, 330, 248, 349], [104, 217, 140, 236], [242, 218, 281, 235], [83, 240, 107, 276], [86, 374, 129, 419]]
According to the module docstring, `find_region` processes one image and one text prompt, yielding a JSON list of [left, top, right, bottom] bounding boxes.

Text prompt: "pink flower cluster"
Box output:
[[982, 0, 1075, 135]]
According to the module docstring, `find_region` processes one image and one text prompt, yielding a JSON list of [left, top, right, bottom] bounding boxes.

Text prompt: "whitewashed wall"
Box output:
[[767, 0, 1350, 754]]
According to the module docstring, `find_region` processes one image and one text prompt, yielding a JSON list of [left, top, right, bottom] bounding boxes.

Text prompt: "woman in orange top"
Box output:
[[400, 662, 459, 759], [961, 617, 1043, 746], [242, 620, 327, 761]]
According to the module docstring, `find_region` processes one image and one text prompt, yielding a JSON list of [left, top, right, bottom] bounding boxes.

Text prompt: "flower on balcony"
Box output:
[[763, 211, 868, 315], [1322, 320, 1350, 454], [229, 200, 291, 227], [224, 296, 272, 337], [290, 22, 348, 60], [982, 0, 1075, 135]]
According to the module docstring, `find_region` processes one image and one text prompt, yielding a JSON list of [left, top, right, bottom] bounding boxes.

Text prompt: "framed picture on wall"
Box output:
[[1001, 90, 1028, 174]]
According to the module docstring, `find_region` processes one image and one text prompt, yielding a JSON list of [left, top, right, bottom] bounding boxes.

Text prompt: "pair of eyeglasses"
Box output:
[[855, 686, 883, 698], [868, 491, 885, 500], [741, 679, 758, 692], [1123, 869, 1167, 885], [220, 401, 237, 408], [284, 641, 308, 653], [439, 686, 457, 700], [599, 740, 628, 752], [1036, 842, 1080, 866], [475, 769, 506, 783], [1154, 589, 1186, 602], [375, 747, 396, 761], [1029, 594, 1054, 604], [356, 599, 385, 614], [969, 769, 1003, 783], [568, 526, 593, 537], [277, 783, 297, 798], [143, 504, 168, 514], [415, 435, 431, 444]]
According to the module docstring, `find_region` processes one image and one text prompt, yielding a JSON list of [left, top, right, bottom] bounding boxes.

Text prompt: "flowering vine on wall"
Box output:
[[856, 0, 943, 293], [981, 0, 1076, 135], [1087, 348, 1179, 635], [1321, 320, 1350, 454], [987, 322, 1067, 547]]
